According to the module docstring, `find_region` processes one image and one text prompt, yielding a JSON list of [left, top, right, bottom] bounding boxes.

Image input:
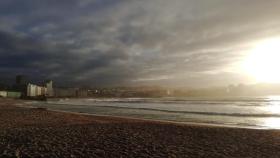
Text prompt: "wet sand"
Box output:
[[0, 98, 280, 158]]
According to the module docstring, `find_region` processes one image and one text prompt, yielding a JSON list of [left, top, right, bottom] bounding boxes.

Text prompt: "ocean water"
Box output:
[[29, 96, 280, 129]]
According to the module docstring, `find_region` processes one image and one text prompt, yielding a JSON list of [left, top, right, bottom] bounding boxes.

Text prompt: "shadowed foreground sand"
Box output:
[[0, 98, 280, 158]]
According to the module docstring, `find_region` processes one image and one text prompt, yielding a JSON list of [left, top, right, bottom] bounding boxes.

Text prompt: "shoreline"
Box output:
[[16, 101, 236, 129], [23, 100, 275, 130], [1, 98, 280, 157], [33, 106, 272, 130]]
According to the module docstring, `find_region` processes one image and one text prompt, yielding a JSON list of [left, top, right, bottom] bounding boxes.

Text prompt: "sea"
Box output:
[[28, 96, 280, 129]]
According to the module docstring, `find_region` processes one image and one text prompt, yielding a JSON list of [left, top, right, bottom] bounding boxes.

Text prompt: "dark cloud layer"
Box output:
[[1, 0, 280, 87]]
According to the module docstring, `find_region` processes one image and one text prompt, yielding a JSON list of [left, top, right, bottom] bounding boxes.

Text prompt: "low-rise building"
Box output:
[[54, 88, 78, 97], [0, 91, 7, 97], [0, 91, 21, 98], [7, 92, 21, 98], [77, 89, 88, 97]]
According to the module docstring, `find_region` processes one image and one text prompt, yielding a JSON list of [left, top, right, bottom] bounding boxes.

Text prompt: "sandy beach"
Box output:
[[0, 98, 280, 158]]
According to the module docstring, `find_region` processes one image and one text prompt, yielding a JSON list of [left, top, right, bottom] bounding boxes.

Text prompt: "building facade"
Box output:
[[46, 80, 54, 97], [27, 83, 48, 97], [0, 91, 7, 97]]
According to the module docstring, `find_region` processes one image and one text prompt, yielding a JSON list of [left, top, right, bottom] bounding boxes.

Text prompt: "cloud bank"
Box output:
[[1, 0, 280, 87]]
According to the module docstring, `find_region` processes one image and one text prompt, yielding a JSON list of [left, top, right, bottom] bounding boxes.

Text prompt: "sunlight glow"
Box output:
[[265, 103, 280, 114], [262, 96, 280, 129], [264, 118, 280, 129], [243, 38, 280, 83]]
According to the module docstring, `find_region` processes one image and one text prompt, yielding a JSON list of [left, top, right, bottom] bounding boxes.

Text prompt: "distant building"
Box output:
[[1, 75, 55, 99], [0, 91, 7, 97], [46, 80, 54, 97], [53, 88, 90, 98], [0, 91, 21, 98], [54, 88, 78, 97], [27, 83, 47, 97], [25, 79, 53, 98], [27, 84, 36, 97], [7, 91, 21, 98], [77, 89, 88, 97]]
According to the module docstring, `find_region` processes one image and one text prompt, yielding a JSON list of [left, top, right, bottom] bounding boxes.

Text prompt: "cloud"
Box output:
[[1, 0, 280, 87]]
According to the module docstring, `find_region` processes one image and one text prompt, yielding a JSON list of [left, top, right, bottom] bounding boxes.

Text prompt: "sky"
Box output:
[[0, 0, 280, 87]]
